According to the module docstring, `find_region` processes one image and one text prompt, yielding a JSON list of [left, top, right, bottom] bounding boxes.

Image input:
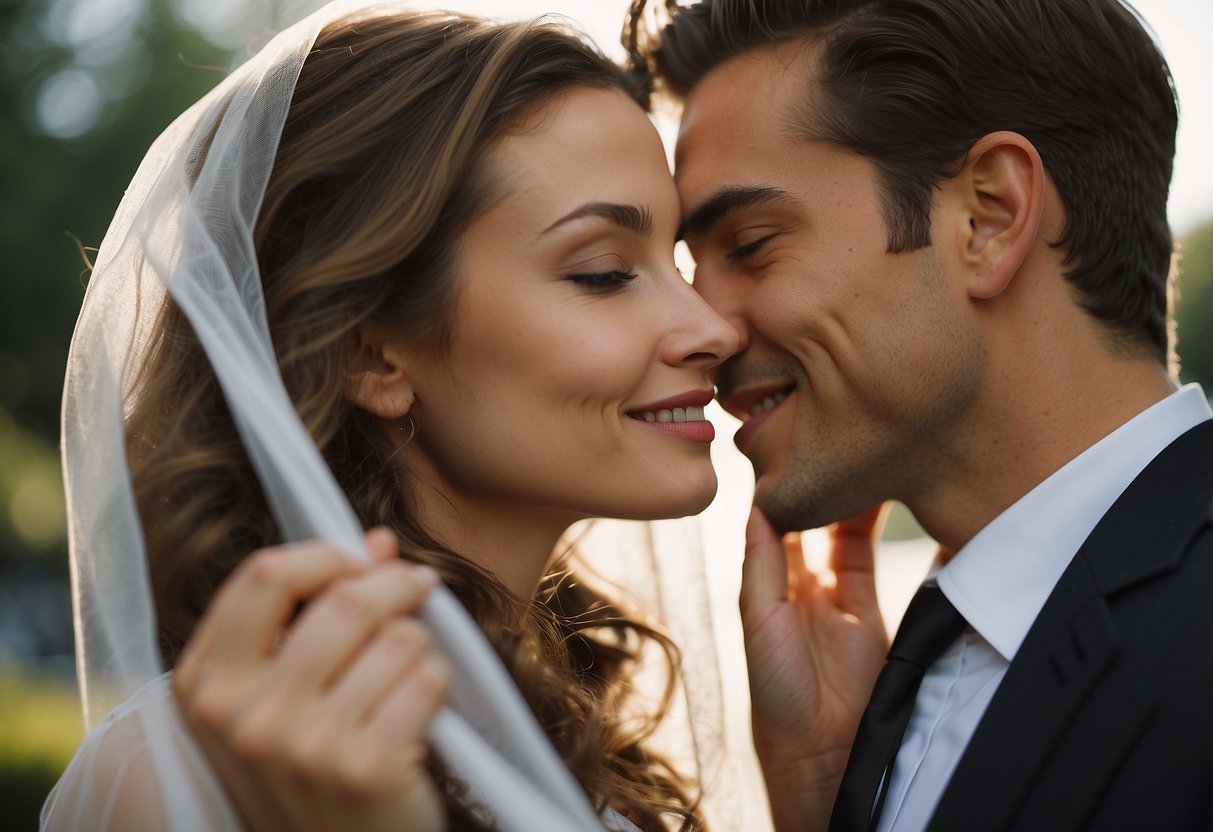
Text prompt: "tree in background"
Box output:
[[1175, 222, 1213, 389], [2, 6, 318, 822], [0, 0, 310, 578]]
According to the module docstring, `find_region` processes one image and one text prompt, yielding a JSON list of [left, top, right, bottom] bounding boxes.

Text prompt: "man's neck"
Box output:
[[906, 344, 1176, 553]]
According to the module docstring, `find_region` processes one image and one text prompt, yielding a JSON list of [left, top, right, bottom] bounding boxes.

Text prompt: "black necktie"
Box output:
[[829, 584, 967, 832]]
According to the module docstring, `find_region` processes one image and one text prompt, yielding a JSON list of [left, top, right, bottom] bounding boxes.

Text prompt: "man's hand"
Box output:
[[741, 505, 889, 831]]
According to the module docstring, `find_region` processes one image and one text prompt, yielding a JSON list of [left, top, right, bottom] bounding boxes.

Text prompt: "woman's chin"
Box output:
[[630, 474, 719, 521]]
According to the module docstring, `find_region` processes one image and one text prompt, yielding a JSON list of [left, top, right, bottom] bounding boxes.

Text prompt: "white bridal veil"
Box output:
[[45, 2, 732, 829]]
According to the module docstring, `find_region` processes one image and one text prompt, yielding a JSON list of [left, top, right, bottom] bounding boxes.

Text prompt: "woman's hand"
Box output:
[[739, 505, 889, 832], [173, 528, 450, 832]]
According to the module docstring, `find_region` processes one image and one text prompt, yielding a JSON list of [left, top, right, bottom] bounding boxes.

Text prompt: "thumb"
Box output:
[[741, 505, 790, 620]]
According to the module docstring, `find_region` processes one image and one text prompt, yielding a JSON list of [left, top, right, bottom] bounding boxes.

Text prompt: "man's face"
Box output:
[[675, 43, 984, 532]]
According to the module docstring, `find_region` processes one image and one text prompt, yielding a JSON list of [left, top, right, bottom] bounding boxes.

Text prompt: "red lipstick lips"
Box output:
[[627, 389, 715, 443]]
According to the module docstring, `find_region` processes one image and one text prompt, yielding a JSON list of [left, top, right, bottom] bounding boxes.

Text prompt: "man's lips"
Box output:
[[721, 382, 796, 451], [718, 382, 796, 423]]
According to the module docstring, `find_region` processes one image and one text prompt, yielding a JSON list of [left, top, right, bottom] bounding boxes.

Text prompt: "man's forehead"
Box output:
[[676, 40, 819, 149], [683, 39, 818, 112], [674, 40, 821, 190]]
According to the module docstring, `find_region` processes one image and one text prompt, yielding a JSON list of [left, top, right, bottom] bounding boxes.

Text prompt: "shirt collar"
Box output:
[[934, 384, 1211, 661]]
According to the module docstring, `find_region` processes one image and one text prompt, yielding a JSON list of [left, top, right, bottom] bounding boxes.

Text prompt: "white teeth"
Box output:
[[633, 405, 706, 423], [748, 390, 789, 417]]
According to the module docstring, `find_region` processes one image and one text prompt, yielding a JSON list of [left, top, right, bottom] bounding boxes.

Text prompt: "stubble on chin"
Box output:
[[754, 469, 830, 534], [751, 439, 876, 534]]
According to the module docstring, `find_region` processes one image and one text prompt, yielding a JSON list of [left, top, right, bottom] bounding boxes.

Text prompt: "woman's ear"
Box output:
[[955, 131, 1044, 299], [345, 325, 415, 419]]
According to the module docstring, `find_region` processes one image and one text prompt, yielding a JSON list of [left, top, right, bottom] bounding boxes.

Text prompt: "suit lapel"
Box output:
[[927, 420, 1213, 832], [926, 561, 1139, 832]]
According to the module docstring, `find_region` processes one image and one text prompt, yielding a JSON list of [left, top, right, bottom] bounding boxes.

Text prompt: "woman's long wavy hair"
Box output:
[[124, 10, 701, 831]]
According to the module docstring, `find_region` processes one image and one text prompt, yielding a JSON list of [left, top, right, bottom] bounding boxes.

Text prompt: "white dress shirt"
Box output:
[[875, 384, 1212, 832]]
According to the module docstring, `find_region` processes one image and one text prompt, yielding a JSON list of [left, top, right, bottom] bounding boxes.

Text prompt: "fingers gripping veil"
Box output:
[[49, 2, 637, 829]]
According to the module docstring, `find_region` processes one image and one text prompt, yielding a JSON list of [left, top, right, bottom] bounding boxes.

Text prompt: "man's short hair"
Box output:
[[626, 0, 1178, 361]]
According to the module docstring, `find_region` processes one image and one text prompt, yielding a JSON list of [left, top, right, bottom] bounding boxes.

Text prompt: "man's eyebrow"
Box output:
[[678, 186, 792, 241], [539, 202, 654, 238]]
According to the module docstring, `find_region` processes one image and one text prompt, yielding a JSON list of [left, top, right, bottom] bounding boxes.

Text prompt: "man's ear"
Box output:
[[953, 131, 1044, 299], [345, 325, 415, 420]]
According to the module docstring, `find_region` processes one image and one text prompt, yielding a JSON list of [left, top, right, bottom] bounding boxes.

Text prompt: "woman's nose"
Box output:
[[663, 268, 741, 369]]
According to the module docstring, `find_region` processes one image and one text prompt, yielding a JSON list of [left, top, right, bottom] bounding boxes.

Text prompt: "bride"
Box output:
[[45, 3, 742, 830]]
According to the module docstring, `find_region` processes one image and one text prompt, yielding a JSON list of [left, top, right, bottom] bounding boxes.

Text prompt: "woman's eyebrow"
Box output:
[[539, 202, 654, 238]]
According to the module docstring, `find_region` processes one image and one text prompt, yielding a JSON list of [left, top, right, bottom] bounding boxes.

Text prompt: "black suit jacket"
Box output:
[[927, 418, 1213, 832]]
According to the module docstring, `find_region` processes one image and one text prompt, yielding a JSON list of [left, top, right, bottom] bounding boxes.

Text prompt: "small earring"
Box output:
[[399, 414, 417, 446]]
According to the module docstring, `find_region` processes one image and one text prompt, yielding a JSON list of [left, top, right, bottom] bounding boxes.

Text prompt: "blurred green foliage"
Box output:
[[0, 662, 83, 829], [1, 3, 313, 820], [0, 0, 318, 575], [1176, 223, 1213, 388]]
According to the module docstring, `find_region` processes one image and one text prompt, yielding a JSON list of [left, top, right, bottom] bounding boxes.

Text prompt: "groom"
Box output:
[[627, 1, 1212, 830]]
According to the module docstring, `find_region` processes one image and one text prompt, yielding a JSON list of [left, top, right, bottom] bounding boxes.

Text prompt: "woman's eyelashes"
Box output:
[[566, 270, 638, 291]]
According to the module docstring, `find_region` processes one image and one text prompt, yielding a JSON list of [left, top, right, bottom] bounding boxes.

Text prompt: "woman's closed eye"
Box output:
[[566, 270, 638, 291]]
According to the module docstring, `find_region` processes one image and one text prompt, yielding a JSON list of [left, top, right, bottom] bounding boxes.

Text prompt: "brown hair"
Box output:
[[126, 10, 699, 830], [625, 0, 1178, 362]]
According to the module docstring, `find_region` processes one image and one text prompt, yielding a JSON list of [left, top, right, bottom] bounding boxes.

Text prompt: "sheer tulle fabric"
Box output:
[[42, 2, 729, 828]]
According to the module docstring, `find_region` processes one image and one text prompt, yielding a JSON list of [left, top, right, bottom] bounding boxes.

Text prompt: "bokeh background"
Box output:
[[1, 0, 1209, 828]]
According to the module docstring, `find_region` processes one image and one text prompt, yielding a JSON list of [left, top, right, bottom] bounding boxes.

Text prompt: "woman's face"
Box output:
[[401, 86, 737, 551]]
